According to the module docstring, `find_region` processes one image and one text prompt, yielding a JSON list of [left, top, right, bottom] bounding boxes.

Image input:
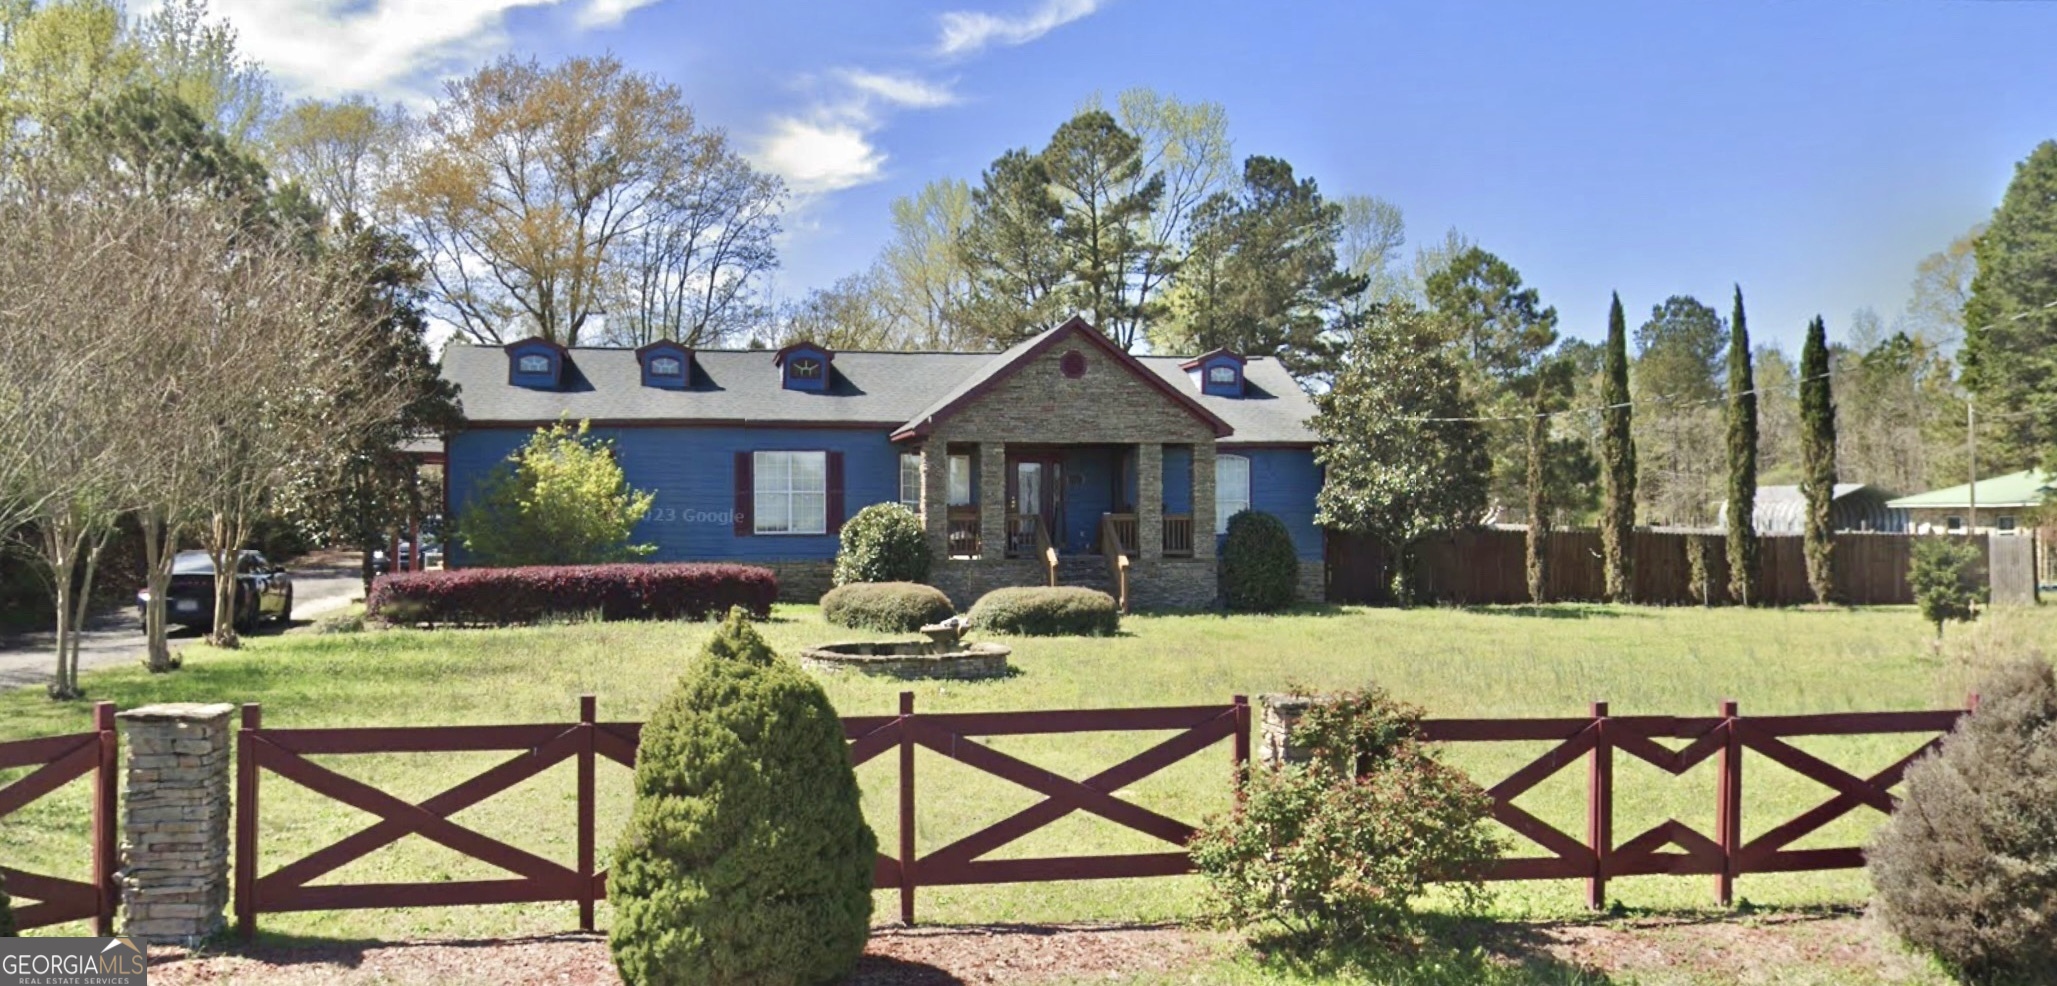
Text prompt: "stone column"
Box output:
[[1138, 442, 1163, 561], [977, 442, 1007, 559], [918, 440, 950, 560], [117, 703, 233, 945], [1192, 441, 1218, 561]]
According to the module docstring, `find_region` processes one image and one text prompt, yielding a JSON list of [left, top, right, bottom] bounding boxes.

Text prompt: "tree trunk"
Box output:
[[1524, 406, 1549, 605], [41, 517, 81, 699], [141, 510, 180, 673], [206, 510, 246, 648]]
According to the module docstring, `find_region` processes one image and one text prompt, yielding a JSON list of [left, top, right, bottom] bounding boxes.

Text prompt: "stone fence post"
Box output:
[[117, 703, 233, 945], [1258, 694, 1317, 767]]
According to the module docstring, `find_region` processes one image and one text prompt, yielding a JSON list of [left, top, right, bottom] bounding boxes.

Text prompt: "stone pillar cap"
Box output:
[[118, 703, 236, 722]]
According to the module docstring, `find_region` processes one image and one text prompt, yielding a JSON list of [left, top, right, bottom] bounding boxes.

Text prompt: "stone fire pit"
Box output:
[[799, 639, 1012, 680]]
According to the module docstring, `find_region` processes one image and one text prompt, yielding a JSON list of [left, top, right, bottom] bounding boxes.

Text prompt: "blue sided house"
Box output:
[[439, 316, 1327, 609]]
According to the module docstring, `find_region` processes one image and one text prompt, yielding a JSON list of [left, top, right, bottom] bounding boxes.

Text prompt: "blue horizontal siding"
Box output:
[[447, 425, 904, 565], [1224, 448, 1325, 559]]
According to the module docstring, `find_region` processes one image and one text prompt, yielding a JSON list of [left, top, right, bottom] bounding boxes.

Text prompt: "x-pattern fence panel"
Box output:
[[0, 703, 116, 934], [1423, 700, 1969, 908], [229, 693, 1968, 938]]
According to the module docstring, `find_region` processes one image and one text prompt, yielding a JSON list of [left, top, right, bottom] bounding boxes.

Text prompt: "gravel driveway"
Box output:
[[0, 553, 366, 690]]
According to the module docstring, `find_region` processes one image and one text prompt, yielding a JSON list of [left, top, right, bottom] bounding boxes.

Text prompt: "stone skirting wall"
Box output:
[[928, 559, 1052, 609], [758, 560, 835, 603], [1127, 559, 1219, 610], [117, 703, 233, 945], [1258, 694, 1325, 766], [1298, 560, 1328, 604]]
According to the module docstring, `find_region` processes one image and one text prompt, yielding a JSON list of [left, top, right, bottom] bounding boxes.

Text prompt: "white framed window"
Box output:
[[899, 454, 921, 510], [949, 455, 972, 506], [899, 453, 974, 509], [1208, 365, 1237, 385], [517, 354, 551, 374], [754, 451, 827, 534], [649, 356, 682, 376], [1216, 454, 1251, 534]]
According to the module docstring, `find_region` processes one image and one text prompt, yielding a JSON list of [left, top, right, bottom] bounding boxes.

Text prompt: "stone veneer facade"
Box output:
[[911, 333, 1223, 609], [759, 559, 836, 603], [116, 703, 233, 945]]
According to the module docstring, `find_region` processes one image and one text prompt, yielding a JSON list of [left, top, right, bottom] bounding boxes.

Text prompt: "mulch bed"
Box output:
[[144, 910, 1938, 985], [146, 923, 1214, 986]]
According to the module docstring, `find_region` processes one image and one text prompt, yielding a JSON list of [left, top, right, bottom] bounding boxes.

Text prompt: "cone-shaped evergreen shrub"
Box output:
[[609, 607, 875, 986], [1220, 510, 1300, 612], [1868, 658, 2057, 984]]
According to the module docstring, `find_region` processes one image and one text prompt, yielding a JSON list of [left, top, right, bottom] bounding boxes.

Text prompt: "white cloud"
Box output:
[[748, 70, 957, 196], [576, 0, 661, 29], [754, 116, 886, 195], [837, 69, 959, 110], [934, 0, 1102, 57], [194, 0, 653, 101]]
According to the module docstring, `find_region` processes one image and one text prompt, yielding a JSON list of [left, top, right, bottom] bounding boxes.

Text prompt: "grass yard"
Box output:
[[2, 601, 2049, 973]]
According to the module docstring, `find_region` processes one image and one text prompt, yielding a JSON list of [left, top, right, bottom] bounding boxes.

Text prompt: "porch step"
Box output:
[[1054, 556, 1119, 595]]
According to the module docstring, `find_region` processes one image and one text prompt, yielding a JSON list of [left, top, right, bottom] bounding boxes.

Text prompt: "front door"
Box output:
[[1007, 454, 1064, 554]]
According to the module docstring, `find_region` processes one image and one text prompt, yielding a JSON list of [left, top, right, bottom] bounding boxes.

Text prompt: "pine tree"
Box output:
[[1725, 286, 1760, 605], [1599, 293, 1637, 602], [1800, 316, 1838, 603], [1962, 140, 2057, 471]]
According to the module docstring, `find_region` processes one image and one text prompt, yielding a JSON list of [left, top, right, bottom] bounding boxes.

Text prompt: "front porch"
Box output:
[[915, 440, 1219, 610]]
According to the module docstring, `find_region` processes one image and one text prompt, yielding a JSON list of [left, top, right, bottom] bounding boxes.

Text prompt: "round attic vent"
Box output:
[[1060, 349, 1087, 379]]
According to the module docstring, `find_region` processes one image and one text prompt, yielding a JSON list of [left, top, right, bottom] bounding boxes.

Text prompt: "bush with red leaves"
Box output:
[[367, 564, 778, 626]]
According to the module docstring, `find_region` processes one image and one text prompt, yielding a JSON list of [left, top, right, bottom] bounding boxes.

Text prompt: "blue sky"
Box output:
[[204, 0, 2056, 353]]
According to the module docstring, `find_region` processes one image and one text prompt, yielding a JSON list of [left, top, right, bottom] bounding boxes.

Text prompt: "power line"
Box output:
[[1387, 298, 2057, 425]]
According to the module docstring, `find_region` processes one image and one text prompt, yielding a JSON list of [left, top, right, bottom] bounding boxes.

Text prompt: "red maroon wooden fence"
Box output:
[[0, 702, 118, 933], [231, 694, 1967, 938], [234, 694, 1250, 938]]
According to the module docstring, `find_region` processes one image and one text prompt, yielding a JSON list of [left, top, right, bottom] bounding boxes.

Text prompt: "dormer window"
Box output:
[[636, 341, 693, 390], [774, 342, 834, 392], [1181, 349, 1246, 397], [505, 337, 567, 390]]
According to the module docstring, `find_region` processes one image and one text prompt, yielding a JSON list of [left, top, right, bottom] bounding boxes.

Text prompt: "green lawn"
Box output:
[[2, 601, 2047, 955]]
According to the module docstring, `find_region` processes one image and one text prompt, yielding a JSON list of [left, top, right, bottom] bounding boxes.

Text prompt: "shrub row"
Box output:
[[967, 586, 1119, 637], [821, 581, 954, 633], [367, 564, 777, 626]]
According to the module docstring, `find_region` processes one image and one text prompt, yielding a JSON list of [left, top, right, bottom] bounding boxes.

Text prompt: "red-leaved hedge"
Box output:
[[366, 564, 778, 626]]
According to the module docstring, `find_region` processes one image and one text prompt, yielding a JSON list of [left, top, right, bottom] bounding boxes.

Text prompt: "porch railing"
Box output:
[[1099, 513, 1198, 558], [1164, 515, 1195, 558], [1099, 513, 1131, 613], [947, 506, 981, 558]]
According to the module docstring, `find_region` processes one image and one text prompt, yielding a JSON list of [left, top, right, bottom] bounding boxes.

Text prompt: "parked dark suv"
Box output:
[[137, 550, 293, 632]]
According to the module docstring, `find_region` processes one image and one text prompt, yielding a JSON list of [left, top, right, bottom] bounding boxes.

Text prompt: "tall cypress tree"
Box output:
[[1725, 285, 1760, 605], [1600, 293, 1637, 602], [1800, 316, 1838, 604]]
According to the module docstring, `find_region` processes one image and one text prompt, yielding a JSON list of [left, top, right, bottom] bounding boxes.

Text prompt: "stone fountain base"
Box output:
[[799, 640, 1012, 680]]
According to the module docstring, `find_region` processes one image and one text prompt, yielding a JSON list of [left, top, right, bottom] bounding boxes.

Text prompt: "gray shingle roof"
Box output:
[[440, 335, 1321, 444]]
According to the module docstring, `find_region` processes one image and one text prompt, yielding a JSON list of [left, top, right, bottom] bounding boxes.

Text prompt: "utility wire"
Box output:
[[1385, 298, 2057, 425]]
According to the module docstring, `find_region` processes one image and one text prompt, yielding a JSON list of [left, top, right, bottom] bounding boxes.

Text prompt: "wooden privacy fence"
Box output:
[[233, 694, 1251, 937], [0, 703, 118, 933], [231, 694, 1967, 937], [1328, 529, 1994, 606]]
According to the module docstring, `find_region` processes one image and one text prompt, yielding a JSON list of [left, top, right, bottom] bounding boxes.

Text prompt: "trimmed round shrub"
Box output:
[[833, 503, 931, 586], [966, 586, 1119, 636], [821, 582, 954, 633], [610, 608, 875, 986], [1220, 510, 1299, 613], [1868, 657, 2057, 984]]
